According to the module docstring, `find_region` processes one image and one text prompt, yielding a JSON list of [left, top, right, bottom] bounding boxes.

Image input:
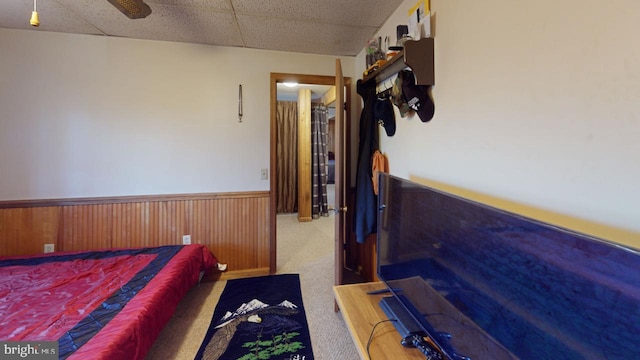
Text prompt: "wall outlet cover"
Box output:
[[182, 235, 191, 245], [44, 244, 55, 253]]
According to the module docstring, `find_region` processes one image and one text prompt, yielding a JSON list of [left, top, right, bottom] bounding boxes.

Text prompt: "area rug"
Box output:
[[194, 274, 314, 360]]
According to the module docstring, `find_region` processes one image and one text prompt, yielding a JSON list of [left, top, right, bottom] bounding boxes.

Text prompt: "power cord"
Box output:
[[366, 319, 397, 360]]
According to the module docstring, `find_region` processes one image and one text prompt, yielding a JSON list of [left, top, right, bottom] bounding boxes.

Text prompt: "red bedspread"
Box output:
[[0, 245, 217, 360]]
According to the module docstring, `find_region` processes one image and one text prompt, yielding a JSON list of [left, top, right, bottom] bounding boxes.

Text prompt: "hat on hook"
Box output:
[[374, 96, 396, 136], [401, 70, 435, 122], [391, 72, 411, 117]]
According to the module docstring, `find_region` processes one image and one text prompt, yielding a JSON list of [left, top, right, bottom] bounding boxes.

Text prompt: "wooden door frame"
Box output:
[[269, 72, 352, 274]]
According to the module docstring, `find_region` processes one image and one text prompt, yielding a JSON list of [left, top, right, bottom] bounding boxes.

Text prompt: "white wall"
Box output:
[[359, 0, 640, 246], [0, 29, 355, 200]]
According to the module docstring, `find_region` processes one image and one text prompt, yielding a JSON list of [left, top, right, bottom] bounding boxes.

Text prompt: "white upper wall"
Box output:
[[0, 29, 355, 199], [358, 0, 640, 246]]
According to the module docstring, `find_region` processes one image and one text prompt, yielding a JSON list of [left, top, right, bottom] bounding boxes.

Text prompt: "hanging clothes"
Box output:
[[371, 150, 388, 196], [354, 80, 379, 244], [311, 105, 329, 218]]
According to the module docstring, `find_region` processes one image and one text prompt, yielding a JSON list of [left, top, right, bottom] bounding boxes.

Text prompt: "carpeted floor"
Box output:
[[146, 213, 359, 360]]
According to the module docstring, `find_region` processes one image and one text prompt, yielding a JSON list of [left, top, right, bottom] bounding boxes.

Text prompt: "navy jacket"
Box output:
[[354, 80, 379, 244]]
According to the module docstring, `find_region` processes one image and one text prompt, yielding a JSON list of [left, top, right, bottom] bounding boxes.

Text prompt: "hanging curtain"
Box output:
[[276, 101, 298, 213], [311, 104, 329, 218]]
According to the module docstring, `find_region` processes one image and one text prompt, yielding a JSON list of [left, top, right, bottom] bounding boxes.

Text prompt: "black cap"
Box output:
[[401, 70, 435, 122], [374, 97, 396, 136]]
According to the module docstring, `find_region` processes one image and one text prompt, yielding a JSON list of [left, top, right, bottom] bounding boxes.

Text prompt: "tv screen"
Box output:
[[376, 174, 517, 360], [376, 174, 640, 360]]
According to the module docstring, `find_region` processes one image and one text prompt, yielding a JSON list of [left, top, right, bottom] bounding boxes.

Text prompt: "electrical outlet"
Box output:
[[261, 168, 268, 180], [182, 235, 191, 245], [44, 244, 55, 253]]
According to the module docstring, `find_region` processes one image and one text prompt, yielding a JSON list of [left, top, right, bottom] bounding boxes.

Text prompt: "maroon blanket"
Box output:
[[0, 245, 217, 359]]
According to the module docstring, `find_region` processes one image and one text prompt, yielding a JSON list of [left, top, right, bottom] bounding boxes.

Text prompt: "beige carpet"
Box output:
[[146, 213, 359, 360]]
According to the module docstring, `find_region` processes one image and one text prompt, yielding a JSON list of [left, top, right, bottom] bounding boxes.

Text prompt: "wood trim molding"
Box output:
[[203, 267, 271, 282], [321, 86, 337, 106], [270, 71, 353, 274], [0, 191, 269, 209]]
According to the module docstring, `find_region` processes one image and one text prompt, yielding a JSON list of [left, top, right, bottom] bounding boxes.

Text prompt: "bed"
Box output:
[[0, 244, 217, 359]]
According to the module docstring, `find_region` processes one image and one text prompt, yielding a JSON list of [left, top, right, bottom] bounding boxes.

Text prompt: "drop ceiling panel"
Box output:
[[1, 0, 103, 35], [56, 1, 244, 46], [0, 0, 405, 55], [237, 15, 376, 56], [232, 0, 403, 27], [148, 0, 233, 12]]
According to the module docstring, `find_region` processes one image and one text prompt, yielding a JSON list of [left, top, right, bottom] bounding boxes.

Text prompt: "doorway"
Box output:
[[275, 83, 336, 218], [269, 72, 351, 275]]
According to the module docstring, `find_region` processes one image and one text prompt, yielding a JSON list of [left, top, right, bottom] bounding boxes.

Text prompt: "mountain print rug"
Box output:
[[194, 274, 314, 360]]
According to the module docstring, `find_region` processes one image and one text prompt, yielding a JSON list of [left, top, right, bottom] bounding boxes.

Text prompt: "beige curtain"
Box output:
[[276, 101, 298, 213]]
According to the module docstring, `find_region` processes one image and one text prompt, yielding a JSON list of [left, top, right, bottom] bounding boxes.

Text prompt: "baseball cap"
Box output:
[[401, 70, 435, 122], [391, 73, 411, 117]]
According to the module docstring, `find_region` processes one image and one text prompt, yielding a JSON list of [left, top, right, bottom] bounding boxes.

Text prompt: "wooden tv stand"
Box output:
[[333, 282, 426, 360]]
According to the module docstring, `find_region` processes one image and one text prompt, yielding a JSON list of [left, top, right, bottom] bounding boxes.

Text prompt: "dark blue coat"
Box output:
[[354, 80, 379, 244]]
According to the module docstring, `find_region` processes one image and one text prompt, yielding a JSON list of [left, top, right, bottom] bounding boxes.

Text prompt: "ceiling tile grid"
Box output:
[[236, 15, 377, 56], [0, 0, 405, 56], [230, 0, 400, 27], [150, 0, 233, 11], [1, 0, 104, 35]]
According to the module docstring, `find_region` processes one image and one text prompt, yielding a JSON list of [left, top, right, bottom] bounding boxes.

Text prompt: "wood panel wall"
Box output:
[[0, 192, 270, 273]]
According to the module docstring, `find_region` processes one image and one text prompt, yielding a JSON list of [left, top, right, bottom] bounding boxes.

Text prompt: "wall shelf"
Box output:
[[363, 37, 434, 86]]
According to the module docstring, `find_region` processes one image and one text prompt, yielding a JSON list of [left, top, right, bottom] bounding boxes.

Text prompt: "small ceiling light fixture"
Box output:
[[283, 82, 298, 88], [30, 0, 39, 27], [107, 0, 152, 19]]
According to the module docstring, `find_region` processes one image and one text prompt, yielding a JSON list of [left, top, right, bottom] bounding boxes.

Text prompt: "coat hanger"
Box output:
[[375, 76, 395, 99]]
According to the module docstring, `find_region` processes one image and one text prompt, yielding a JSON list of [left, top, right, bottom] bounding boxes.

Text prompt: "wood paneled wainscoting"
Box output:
[[0, 192, 271, 276]]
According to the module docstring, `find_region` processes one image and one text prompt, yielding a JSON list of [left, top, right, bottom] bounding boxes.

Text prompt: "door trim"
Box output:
[[269, 72, 351, 274]]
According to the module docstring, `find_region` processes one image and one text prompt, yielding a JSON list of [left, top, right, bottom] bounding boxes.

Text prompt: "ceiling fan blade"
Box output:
[[107, 0, 152, 19]]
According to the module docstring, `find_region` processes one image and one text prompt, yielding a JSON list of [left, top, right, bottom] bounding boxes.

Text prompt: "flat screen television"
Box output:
[[375, 174, 640, 360], [376, 174, 518, 360]]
